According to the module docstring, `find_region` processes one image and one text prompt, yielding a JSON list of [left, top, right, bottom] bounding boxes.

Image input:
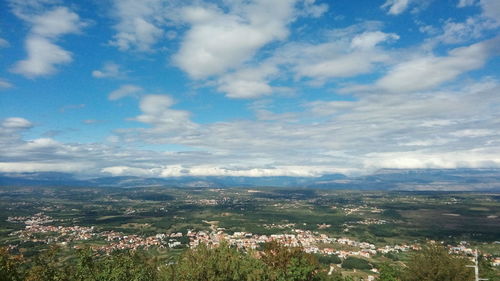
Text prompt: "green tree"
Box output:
[[0, 247, 24, 281], [165, 241, 268, 281], [341, 257, 372, 270], [316, 254, 342, 265], [260, 241, 320, 281], [74, 248, 160, 281], [24, 246, 70, 281], [478, 255, 499, 281], [404, 244, 474, 281], [378, 263, 402, 281]]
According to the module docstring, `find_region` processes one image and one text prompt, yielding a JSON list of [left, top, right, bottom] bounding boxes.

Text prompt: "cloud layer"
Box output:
[[2, 0, 500, 179]]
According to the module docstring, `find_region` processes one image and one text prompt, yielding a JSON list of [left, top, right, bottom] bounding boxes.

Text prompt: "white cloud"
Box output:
[[381, 0, 411, 15], [173, 0, 296, 79], [0, 79, 13, 89], [108, 84, 143, 101], [423, 0, 499, 47], [0, 38, 9, 47], [2, 79, 500, 177], [457, 0, 476, 7], [300, 0, 328, 18], [10, 6, 84, 77], [30, 6, 82, 37], [101, 166, 157, 177], [83, 119, 102, 125], [109, 77, 500, 175], [130, 95, 198, 138], [287, 30, 399, 82], [437, 18, 489, 44], [101, 164, 339, 178], [92, 62, 126, 79], [376, 37, 500, 92], [480, 0, 500, 22], [59, 103, 85, 113], [12, 36, 72, 77], [217, 64, 277, 98], [0, 162, 94, 173], [450, 129, 496, 137], [2, 117, 33, 129], [364, 150, 500, 170], [108, 0, 167, 52], [351, 31, 400, 50]]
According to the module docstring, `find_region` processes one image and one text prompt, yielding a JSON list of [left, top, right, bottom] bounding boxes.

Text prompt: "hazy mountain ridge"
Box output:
[[0, 169, 499, 191]]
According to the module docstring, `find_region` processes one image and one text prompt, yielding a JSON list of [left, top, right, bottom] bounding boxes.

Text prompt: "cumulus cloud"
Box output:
[[2, 117, 33, 129], [106, 78, 500, 175], [2, 78, 500, 176], [217, 64, 278, 98], [480, 0, 500, 22], [92, 62, 127, 79], [107, 0, 179, 52], [173, 0, 296, 79], [12, 36, 72, 77], [300, 0, 328, 18], [10, 5, 84, 77], [283, 30, 399, 82], [108, 84, 143, 101], [214, 23, 400, 94], [381, 0, 411, 15], [351, 31, 400, 50], [421, 0, 499, 48], [123, 94, 198, 143], [376, 37, 500, 92]]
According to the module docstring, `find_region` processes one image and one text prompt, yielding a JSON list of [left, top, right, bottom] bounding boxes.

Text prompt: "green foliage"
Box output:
[[166, 241, 332, 281], [24, 246, 71, 281], [260, 241, 320, 281], [315, 254, 342, 265], [1, 246, 161, 281], [0, 247, 24, 281], [378, 263, 403, 281], [381, 209, 403, 220], [382, 252, 399, 261], [478, 255, 500, 281], [341, 257, 372, 270], [165, 241, 267, 281], [368, 225, 397, 237], [0, 243, 497, 281], [74, 248, 160, 281], [404, 244, 474, 281]]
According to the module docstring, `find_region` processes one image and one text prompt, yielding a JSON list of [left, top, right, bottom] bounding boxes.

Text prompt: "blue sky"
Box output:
[[0, 0, 499, 178]]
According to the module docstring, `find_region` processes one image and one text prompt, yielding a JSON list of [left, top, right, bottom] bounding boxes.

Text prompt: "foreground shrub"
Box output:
[[404, 244, 474, 281]]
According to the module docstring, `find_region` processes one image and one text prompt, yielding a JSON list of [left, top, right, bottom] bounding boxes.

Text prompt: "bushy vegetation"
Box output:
[[340, 257, 372, 270], [1, 243, 494, 281], [0, 243, 351, 281], [377, 244, 495, 281], [404, 244, 475, 281], [315, 254, 341, 265]]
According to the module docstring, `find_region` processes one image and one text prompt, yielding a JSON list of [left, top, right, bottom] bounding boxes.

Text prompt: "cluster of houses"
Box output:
[[8, 213, 55, 225], [186, 228, 419, 259], [96, 231, 184, 252], [8, 213, 94, 243], [6, 212, 498, 267]]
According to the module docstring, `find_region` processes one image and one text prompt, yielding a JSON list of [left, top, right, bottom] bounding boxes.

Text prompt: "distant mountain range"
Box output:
[[1, 169, 499, 191]]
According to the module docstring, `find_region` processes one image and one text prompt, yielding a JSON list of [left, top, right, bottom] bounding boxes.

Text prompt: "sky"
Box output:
[[0, 0, 499, 178]]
